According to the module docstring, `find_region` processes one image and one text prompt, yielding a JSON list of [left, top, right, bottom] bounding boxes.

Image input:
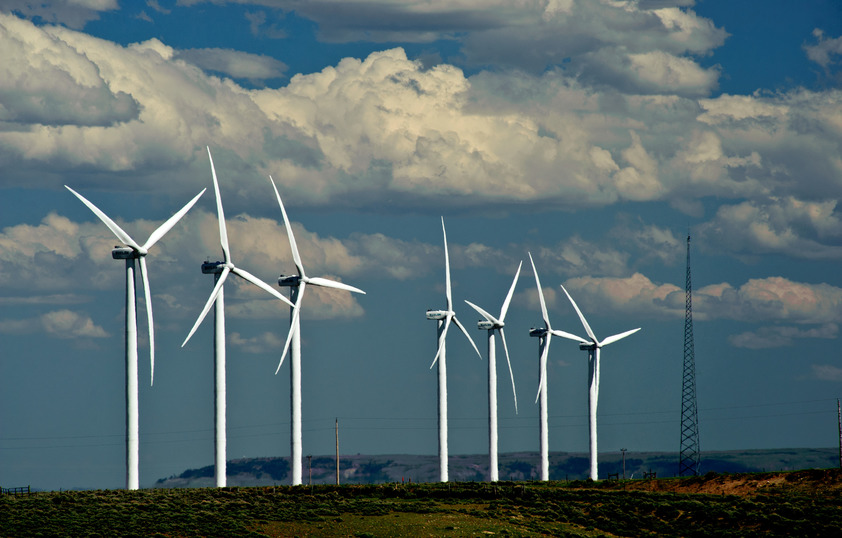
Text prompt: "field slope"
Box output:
[[2, 469, 841, 536]]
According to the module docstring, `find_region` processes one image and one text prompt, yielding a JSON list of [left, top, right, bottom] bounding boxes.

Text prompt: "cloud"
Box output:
[[694, 277, 842, 324], [575, 49, 720, 98], [728, 323, 837, 349], [697, 197, 842, 260], [532, 237, 630, 279], [174, 48, 288, 82], [0, 13, 139, 126], [1, 0, 117, 29], [556, 273, 842, 326], [268, 1, 726, 92], [687, 89, 842, 203], [0, 207, 452, 322], [244, 10, 287, 39], [562, 272, 683, 318], [0, 294, 90, 305], [0, 212, 121, 293], [228, 331, 283, 353], [805, 29, 842, 70], [811, 363, 842, 382], [147, 1, 171, 15], [8, 207, 842, 329], [1, 12, 841, 229], [0, 309, 108, 339], [610, 217, 683, 266]]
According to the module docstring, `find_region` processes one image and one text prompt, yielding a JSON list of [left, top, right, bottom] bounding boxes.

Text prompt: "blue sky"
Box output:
[[1, 0, 842, 490]]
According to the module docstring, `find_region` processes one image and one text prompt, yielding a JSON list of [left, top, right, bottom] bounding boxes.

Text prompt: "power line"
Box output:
[[2, 397, 838, 450]]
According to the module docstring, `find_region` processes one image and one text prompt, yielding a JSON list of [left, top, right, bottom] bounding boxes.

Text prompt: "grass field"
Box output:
[[2, 469, 841, 536]]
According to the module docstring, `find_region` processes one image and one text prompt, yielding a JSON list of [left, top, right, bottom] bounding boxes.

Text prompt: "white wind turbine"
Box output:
[[426, 217, 482, 483], [269, 178, 366, 486], [527, 252, 587, 481], [464, 261, 521, 482], [65, 184, 205, 490], [556, 283, 640, 481], [180, 148, 295, 488]]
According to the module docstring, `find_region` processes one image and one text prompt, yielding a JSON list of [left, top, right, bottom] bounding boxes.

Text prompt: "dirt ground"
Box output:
[[615, 467, 842, 496]]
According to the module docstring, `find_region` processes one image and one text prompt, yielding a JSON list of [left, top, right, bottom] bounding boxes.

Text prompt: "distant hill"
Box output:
[[154, 448, 840, 488]]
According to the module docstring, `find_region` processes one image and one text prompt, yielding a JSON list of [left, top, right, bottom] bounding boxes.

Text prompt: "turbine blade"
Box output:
[[138, 256, 155, 386], [231, 266, 295, 307], [441, 217, 452, 311], [182, 266, 230, 347], [559, 284, 597, 343], [143, 189, 206, 251], [464, 300, 497, 325], [207, 147, 230, 263], [599, 327, 641, 347], [429, 315, 452, 369], [534, 335, 551, 404], [528, 252, 552, 331], [499, 260, 522, 322], [269, 176, 305, 278], [452, 315, 482, 359], [305, 276, 366, 295], [65, 185, 141, 250], [498, 328, 518, 414], [550, 329, 590, 344], [276, 282, 305, 375]]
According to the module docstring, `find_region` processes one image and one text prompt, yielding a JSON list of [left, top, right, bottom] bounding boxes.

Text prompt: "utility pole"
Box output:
[[679, 233, 701, 477], [336, 417, 340, 485], [837, 399, 841, 470], [621, 448, 627, 480]]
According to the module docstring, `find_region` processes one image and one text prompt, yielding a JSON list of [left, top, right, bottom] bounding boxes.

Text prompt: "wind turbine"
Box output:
[[269, 178, 366, 486], [180, 147, 295, 488], [426, 217, 482, 483], [557, 283, 640, 481], [65, 184, 205, 490], [527, 252, 586, 481], [464, 261, 521, 482]]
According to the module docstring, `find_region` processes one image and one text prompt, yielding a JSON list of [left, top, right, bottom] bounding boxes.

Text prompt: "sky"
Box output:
[[1, 0, 842, 491]]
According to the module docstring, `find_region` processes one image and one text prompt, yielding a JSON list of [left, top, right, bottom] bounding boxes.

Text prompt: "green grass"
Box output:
[[2, 473, 841, 537]]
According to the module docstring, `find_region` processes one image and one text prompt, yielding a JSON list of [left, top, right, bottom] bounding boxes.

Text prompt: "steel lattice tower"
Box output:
[[679, 234, 701, 476]]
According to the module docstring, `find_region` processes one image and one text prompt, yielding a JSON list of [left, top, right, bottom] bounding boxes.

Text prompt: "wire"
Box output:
[[2, 397, 838, 450]]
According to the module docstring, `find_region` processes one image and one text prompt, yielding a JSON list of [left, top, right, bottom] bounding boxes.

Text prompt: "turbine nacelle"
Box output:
[[426, 309, 448, 321], [278, 274, 302, 287], [529, 327, 548, 338], [201, 261, 225, 274], [112, 246, 139, 260], [579, 342, 597, 351], [477, 320, 494, 330]]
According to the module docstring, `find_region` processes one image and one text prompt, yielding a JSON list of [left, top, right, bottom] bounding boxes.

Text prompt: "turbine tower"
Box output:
[[465, 261, 521, 482], [528, 253, 585, 481], [65, 185, 205, 490], [679, 233, 701, 476], [557, 284, 640, 481], [270, 178, 365, 486], [181, 148, 294, 488], [427, 217, 482, 483]]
